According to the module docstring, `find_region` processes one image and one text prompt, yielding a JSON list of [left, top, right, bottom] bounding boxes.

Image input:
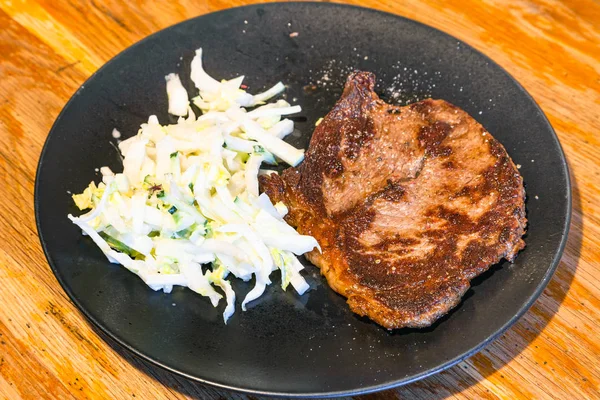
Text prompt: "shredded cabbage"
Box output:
[[165, 73, 189, 116], [69, 48, 317, 323]]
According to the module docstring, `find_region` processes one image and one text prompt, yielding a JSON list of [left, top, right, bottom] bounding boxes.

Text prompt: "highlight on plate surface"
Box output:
[[69, 48, 320, 323]]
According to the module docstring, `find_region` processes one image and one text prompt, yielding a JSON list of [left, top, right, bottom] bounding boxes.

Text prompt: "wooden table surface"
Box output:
[[1, 0, 599, 398]]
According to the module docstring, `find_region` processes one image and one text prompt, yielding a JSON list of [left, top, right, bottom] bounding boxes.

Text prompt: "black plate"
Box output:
[[35, 2, 571, 397]]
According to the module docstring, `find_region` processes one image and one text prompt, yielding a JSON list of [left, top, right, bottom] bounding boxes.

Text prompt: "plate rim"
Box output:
[[34, 2, 572, 397]]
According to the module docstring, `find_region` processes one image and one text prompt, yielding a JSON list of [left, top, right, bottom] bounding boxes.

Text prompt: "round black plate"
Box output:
[[35, 3, 571, 397]]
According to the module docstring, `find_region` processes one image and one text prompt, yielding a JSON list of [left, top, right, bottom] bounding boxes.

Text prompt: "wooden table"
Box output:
[[1, 0, 598, 398]]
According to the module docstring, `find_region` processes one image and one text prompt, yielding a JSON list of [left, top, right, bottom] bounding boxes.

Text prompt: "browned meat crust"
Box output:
[[261, 72, 526, 329]]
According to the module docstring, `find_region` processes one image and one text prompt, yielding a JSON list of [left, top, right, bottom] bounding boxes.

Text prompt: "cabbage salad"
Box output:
[[69, 48, 319, 323]]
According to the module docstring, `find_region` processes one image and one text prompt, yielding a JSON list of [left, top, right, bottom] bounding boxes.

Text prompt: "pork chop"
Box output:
[[261, 71, 527, 329]]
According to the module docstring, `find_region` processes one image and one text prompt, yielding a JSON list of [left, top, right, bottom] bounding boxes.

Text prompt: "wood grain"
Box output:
[[0, 0, 598, 398]]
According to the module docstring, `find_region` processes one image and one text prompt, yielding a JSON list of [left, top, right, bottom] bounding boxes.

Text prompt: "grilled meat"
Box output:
[[261, 72, 526, 329]]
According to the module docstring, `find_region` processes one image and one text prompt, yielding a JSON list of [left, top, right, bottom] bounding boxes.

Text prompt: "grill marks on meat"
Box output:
[[260, 72, 526, 329]]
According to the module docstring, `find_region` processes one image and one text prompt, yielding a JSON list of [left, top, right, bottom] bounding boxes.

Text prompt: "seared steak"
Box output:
[[261, 72, 526, 329]]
